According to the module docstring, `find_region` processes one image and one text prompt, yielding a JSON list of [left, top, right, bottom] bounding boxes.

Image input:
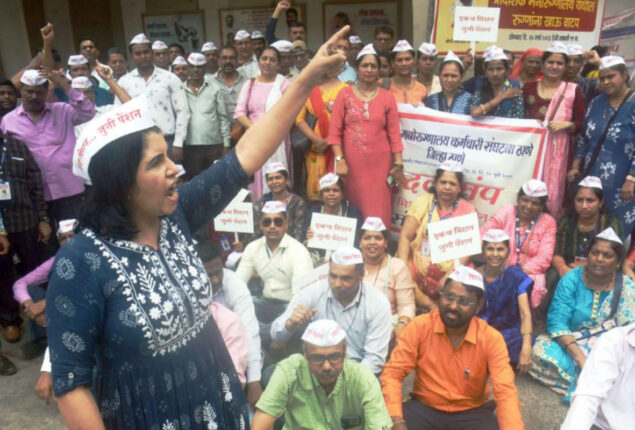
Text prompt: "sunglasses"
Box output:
[[307, 352, 344, 366], [261, 217, 284, 227]]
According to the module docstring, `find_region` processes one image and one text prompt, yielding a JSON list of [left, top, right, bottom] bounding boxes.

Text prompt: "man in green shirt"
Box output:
[[253, 319, 392, 430]]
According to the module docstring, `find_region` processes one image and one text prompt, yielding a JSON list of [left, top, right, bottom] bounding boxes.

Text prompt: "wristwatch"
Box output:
[[626, 174, 635, 183], [335, 155, 344, 163]]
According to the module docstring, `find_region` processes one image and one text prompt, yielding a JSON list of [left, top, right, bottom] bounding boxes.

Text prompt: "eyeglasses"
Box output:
[[440, 291, 476, 307], [307, 352, 344, 366], [261, 217, 284, 227]]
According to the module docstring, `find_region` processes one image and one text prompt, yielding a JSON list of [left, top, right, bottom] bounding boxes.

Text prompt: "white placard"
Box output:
[[293, 263, 330, 293], [213, 189, 254, 234], [307, 213, 357, 251], [453, 7, 500, 42], [428, 213, 481, 264]]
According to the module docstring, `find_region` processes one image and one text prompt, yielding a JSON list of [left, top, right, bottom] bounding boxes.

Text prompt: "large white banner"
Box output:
[[392, 105, 548, 232]]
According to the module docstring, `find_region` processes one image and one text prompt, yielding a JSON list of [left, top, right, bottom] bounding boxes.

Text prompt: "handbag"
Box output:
[[290, 114, 317, 150], [230, 78, 255, 141], [572, 90, 634, 185]]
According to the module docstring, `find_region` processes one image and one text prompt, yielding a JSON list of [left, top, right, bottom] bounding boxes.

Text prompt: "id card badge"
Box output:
[[421, 240, 431, 256], [219, 236, 232, 252], [0, 181, 11, 201]]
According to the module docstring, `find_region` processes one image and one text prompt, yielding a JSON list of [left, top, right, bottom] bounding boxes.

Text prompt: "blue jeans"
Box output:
[[27, 284, 47, 342]]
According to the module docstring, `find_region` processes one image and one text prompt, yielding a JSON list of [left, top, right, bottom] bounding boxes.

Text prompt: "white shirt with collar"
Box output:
[[237, 55, 260, 79], [116, 66, 190, 147], [270, 280, 392, 375], [561, 322, 635, 430], [235, 233, 313, 302], [213, 268, 262, 383]]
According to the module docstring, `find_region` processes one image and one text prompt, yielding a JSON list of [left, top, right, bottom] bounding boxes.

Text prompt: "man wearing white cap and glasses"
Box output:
[[152, 40, 170, 70], [201, 41, 220, 75], [45, 24, 355, 429], [271, 246, 392, 375], [235, 30, 260, 79], [183, 52, 231, 178], [382, 265, 525, 430], [569, 55, 635, 232], [116, 33, 190, 161], [237, 200, 313, 349], [253, 319, 392, 430]]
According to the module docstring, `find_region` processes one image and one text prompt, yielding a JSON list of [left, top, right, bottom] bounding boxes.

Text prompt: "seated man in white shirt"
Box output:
[[561, 322, 635, 430], [236, 201, 313, 349], [270, 246, 392, 375], [197, 241, 264, 409]]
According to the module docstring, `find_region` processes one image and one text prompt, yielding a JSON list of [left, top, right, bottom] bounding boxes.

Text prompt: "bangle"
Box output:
[[392, 418, 405, 424], [394, 163, 404, 169], [521, 332, 532, 336], [480, 104, 486, 115], [564, 340, 577, 350], [397, 319, 408, 326], [0, 231, 7, 236]]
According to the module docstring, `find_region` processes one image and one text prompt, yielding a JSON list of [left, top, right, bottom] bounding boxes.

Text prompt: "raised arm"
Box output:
[[95, 62, 131, 103], [234, 26, 349, 176]]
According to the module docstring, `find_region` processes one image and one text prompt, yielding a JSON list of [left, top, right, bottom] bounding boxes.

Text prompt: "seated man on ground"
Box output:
[[252, 319, 393, 430], [236, 201, 313, 349], [381, 265, 525, 430], [270, 246, 392, 375]]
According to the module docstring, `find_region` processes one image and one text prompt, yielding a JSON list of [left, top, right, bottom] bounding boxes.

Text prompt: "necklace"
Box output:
[[515, 208, 538, 264], [356, 85, 378, 100], [366, 255, 385, 288], [582, 266, 615, 292]]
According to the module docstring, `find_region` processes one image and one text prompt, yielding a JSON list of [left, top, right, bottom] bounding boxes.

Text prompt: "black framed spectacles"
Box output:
[[262, 217, 284, 227], [440, 291, 476, 307], [307, 352, 344, 366]]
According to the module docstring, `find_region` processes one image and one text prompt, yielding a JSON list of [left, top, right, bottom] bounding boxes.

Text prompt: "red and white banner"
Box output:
[[392, 105, 548, 232]]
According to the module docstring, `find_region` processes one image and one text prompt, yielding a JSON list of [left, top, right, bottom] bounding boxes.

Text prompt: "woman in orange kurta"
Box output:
[[295, 72, 348, 201], [389, 40, 427, 105]]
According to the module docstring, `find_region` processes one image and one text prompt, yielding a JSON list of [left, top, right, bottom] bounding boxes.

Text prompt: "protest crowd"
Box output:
[[1, 1, 635, 429]]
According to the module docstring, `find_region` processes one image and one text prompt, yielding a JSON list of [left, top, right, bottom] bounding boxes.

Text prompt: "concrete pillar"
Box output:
[[0, 0, 31, 77]]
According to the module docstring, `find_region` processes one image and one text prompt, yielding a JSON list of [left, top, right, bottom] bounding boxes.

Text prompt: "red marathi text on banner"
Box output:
[[490, 0, 599, 31]]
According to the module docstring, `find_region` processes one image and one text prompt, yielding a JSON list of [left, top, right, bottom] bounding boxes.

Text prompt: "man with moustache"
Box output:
[[107, 47, 129, 80], [252, 319, 392, 430], [271, 246, 392, 375], [212, 45, 247, 129], [152, 40, 171, 70], [201, 41, 220, 75], [54, 55, 113, 106], [0, 80, 18, 120], [381, 266, 525, 430], [235, 30, 259, 79]]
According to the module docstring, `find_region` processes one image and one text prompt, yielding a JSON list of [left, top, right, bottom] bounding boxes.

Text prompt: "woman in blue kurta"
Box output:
[[424, 51, 472, 115], [476, 229, 534, 373], [569, 56, 635, 232], [529, 229, 635, 404], [469, 46, 524, 119], [45, 29, 352, 430]]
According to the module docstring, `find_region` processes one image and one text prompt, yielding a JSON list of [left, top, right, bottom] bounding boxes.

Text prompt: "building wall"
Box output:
[[0, 0, 32, 77]]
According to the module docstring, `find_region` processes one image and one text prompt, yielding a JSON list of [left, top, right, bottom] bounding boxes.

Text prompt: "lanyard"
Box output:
[[574, 217, 601, 257], [515, 209, 537, 264], [0, 145, 6, 180], [427, 199, 459, 226], [327, 286, 363, 334]]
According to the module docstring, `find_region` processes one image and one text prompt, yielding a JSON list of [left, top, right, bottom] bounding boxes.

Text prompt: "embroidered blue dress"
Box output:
[[470, 77, 525, 118], [477, 265, 533, 363], [46, 151, 251, 429], [424, 90, 473, 114], [529, 266, 635, 403], [574, 93, 635, 231]]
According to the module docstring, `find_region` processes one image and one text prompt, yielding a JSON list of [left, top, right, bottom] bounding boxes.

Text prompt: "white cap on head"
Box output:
[[301, 320, 346, 347], [201, 42, 218, 52], [331, 246, 363, 266], [449, 265, 484, 290], [68, 54, 88, 66], [152, 40, 168, 51], [356, 43, 377, 61], [261, 201, 286, 214], [186, 53, 206, 66], [319, 173, 340, 190], [600, 55, 626, 70], [234, 30, 251, 41], [71, 77, 92, 90], [545, 42, 568, 55], [578, 176, 602, 190], [443, 51, 463, 67], [596, 227, 623, 245], [439, 160, 463, 173], [361, 217, 386, 232], [20, 69, 47, 87], [567, 44, 584, 56], [349, 35, 362, 44], [73, 96, 155, 184], [392, 40, 414, 53], [172, 56, 188, 66], [482, 229, 510, 243], [418, 42, 438, 56], [129, 33, 151, 46], [522, 179, 548, 198], [484, 47, 507, 62], [271, 40, 293, 53], [57, 219, 77, 235], [251, 31, 265, 40], [264, 161, 288, 175]]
